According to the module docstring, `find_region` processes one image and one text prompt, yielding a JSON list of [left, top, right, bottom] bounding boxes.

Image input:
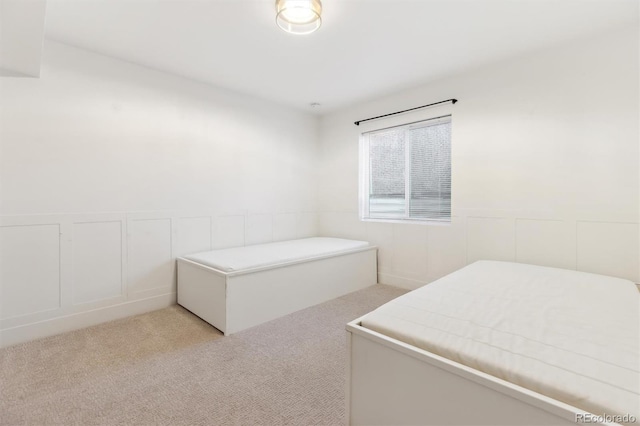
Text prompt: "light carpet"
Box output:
[[0, 284, 407, 426]]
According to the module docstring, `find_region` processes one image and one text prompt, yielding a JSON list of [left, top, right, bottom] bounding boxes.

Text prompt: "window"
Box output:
[[359, 115, 451, 223]]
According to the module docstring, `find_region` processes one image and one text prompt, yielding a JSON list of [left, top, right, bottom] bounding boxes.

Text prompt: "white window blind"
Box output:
[[360, 115, 451, 223]]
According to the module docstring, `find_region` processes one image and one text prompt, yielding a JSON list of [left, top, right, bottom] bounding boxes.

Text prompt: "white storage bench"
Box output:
[[177, 237, 377, 335]]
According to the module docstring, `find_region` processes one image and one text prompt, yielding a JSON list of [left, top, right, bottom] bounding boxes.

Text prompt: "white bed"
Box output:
[[347, 261, 639, 426], [177, 237, 377, 335]]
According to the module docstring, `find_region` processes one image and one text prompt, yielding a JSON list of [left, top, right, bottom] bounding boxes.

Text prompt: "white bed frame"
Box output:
[[177, 246, 377, 335], [346, 317, 617, 426]]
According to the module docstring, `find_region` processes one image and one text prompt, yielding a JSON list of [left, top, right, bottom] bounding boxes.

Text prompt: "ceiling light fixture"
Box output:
[[275, 0, 322, 35]]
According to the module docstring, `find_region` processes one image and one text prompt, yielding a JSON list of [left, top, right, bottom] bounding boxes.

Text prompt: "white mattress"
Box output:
[[183, 237, 371, 273], [361, 261, 640, 419]]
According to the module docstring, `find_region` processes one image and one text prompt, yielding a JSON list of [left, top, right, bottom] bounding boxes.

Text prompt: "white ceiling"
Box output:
[[44, 0, 638, 113]]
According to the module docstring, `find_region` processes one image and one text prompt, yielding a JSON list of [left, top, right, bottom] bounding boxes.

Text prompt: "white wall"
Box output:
[[0, 41, 319, 347], [1, 25, 638, 347], [0, 0, 47, 77], [318, 26, 639, 289]]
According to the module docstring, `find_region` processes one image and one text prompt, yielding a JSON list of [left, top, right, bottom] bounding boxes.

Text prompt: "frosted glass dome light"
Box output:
[[276, 0, 322, 35]]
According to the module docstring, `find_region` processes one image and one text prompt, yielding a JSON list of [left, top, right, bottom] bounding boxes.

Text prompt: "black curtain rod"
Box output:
[[354, 98, 458, 126]]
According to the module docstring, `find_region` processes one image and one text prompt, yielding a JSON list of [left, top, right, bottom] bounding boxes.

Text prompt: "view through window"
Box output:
[[360, 116, 451, 223]]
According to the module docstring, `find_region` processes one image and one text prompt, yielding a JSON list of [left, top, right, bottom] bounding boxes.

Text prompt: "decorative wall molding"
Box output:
[[0, 209, 318, 348], [319, 210, 639, 290]]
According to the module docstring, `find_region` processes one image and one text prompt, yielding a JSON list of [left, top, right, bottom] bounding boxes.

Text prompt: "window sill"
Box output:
[[360, 217, 451, 226]]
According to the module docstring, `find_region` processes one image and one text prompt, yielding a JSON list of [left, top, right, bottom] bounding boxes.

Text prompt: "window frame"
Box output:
[[359, 114, 452, 226]]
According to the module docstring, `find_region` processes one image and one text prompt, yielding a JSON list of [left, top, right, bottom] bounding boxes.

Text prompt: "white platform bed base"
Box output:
[[177, 238, 377, 335], [346, 319, 608, 426], [346, 260, 639, 426]]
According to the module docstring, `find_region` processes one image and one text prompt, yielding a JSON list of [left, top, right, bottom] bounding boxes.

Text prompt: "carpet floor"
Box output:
[[0, 284, 407, 426]]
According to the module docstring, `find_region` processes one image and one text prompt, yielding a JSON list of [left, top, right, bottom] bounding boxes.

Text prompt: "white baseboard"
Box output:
[[0, 293, 176, 348], [378, 272, 429, 290]]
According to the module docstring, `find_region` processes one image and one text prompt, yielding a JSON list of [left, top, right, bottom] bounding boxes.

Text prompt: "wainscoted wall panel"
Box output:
[[72, 221, 123, 305], [365, 222, 393, 273], [0, 224, 61, 319], [297, 212, 320, 239], [392, 223, 428, 283], [577, 221, 639, 281], [213, 215, 245, 249], [177, 217, 212, 257], [128, 218, 174, 296], [426, 216, 466, 282], [319, 211, 367, 241], [319, 210, 639, 289], [0, 210, 318, 347], [467, 217, 515, 264], [273, 213, 298, 242], [246, 214, 273, 245], [516, 219, 575, 270]]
